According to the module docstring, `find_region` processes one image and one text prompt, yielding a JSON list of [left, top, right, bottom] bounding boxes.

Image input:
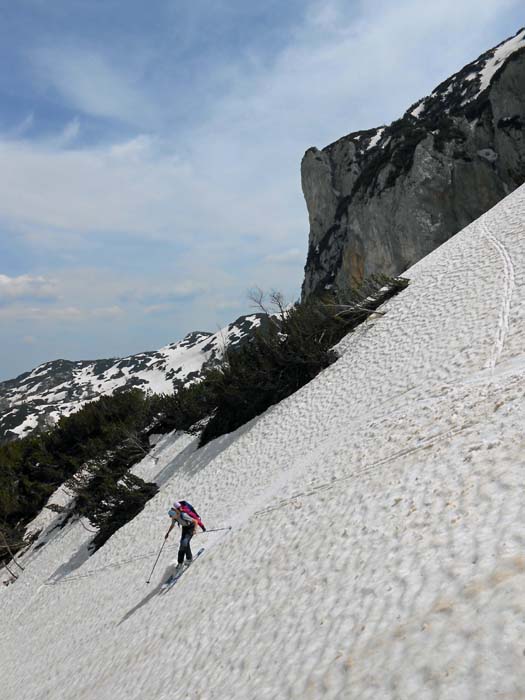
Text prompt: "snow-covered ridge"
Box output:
[[0, 314, 264, 442], [320, 28, 525, 158], [408, 27, 525, 120]]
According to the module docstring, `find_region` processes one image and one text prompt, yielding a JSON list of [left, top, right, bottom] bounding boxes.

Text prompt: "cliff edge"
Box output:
[[302, 28, 525, 297]]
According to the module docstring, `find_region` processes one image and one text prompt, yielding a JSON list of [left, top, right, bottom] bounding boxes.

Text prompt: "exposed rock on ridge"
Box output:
[[301, 28, 525, 298]]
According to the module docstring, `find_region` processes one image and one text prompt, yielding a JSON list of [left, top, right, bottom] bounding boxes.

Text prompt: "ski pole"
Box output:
[[3, 562, 18, 581], [146, 539, 167, 584], [203, 526, 232, 533]]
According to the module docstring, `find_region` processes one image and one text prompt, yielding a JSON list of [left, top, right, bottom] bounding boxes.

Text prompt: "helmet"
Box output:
[[168, 508, 177, 517]]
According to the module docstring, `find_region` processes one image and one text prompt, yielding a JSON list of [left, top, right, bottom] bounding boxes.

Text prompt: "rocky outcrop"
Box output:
[[301, 28, 525, 298]]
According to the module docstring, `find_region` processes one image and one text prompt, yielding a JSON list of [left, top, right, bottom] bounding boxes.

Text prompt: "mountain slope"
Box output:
[[0, 314, 264, 442], [302, 27, 525, 297], [1, 182, 524, 698]]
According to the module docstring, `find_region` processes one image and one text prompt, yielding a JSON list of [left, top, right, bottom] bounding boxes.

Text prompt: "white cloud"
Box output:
[[0, 135, 273, 245], [0, 273, 58, 302], [3, 1, 520, 257], [0, 305, 73, 321], [31, 47, 158, 127], [49, 306, 83, 320], [0, 304, 124, 322], [0, 270, 125, 321]]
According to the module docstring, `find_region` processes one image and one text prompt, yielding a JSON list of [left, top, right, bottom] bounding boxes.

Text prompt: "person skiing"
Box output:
[[165, 500, 205, 572]]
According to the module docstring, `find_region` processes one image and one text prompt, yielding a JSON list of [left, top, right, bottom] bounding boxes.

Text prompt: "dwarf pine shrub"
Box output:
[[199, 275, 408, 445]]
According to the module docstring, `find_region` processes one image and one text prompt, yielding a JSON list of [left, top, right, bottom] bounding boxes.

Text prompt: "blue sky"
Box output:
[[0, 0, 523, 380]]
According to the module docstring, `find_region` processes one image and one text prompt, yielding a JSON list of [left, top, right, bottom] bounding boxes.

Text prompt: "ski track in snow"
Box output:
[[481, 219, 515, 371], [2, 186, 525, 699]]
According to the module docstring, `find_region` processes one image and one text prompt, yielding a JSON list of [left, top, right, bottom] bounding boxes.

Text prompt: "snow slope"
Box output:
[[2, 185, 525, 699]]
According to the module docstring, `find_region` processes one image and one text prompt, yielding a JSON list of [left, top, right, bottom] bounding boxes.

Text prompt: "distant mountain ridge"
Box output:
[[301, 27, 525, 297], [0, 314, 265, 443]]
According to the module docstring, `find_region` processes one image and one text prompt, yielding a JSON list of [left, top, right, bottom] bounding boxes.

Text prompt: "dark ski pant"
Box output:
[[178, 525, 195, 564]]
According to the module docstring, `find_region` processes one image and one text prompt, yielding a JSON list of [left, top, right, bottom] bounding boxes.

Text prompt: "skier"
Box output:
[[165, 501, 205, 572]]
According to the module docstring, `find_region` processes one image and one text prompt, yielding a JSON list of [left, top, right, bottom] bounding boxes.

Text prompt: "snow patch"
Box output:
[[478, 28, 525, 95], [367, 127, 385, 150]]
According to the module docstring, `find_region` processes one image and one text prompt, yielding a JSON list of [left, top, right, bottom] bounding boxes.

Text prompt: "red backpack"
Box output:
[[179, 500, 206, 531]]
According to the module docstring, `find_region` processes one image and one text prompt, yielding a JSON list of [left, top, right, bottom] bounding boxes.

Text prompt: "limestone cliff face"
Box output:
[[301, 28, 525, 298]]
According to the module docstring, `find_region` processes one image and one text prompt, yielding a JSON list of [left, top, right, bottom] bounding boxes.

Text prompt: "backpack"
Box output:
[[179, 500, 206, 531]]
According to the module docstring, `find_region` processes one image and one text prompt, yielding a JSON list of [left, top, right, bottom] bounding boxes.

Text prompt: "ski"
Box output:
[[161, 548, 205, 591]]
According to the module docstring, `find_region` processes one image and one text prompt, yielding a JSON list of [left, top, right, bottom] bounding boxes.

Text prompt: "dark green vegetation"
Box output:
[[199, 276, 408, 444], [0, 390, 159, 562], [0, 275, 407, 565]]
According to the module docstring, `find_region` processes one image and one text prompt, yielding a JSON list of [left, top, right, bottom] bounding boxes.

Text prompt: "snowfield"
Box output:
[[2, 184, 525, 699]]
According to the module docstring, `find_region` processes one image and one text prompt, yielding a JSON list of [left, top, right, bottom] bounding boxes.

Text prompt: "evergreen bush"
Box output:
[[199, 276, 408, 445]]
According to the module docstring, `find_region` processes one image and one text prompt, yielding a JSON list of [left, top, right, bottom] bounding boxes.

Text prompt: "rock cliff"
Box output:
[[301, 28, 525, 298]]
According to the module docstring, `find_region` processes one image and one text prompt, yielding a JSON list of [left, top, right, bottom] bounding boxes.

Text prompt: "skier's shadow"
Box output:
[[117, 562, 177, 626]]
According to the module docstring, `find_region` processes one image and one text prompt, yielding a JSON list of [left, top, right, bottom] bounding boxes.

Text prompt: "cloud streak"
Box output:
[[31, 46, 158, 128], [3, 1, 520, 248], [0, 303, 124, 322], [0, 273, 58, 303]]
